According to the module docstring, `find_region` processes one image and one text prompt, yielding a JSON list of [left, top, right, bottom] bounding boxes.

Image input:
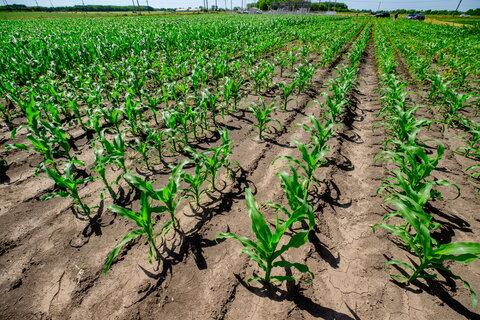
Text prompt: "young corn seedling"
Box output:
[[68, 100, 88, 132], [131, 134, 153, 171], [144, 127, 168, 165], [376, 142, 460, 207], [277, 81, 297, 111], [105, 192, 159, 275], [275, 52, 289, 77], [373, 198, 480, 307], [123, 160, 188, 234], [94, 148, 117, 201], [42, 162, 94, 217], [455, 119, 480, 159], [188, 143, 231, 191], [162, 110, 180, 152], [248, 99, 282, 140], [297, 115, 335, 147], [99, 130, 128, 175], [124, 95, 143, 135], [182, 161, 209, 208], [377, 105, 430, 147], [294, 63, 315, 94], [466, 164, 480, 193], [97, 106, 123, 133], [216, 188, 314, 284], [267, 168, 315, 229], [146, 94, 162, 126], [202, 89, 222, 125], [274, 137, 329, 189]]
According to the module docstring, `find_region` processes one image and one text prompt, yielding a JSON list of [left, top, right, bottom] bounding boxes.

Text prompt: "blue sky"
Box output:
[[5, 0, 479, 11]]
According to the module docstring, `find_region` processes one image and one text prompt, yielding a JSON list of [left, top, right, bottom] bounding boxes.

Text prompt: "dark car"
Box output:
[[375, 12, 390, 18], [406, 13, 425, 20]]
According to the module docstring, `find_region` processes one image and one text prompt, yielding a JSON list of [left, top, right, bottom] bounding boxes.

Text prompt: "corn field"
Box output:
[[0, 14, 479, 319]]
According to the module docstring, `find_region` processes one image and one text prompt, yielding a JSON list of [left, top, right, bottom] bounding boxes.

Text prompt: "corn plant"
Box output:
[[188, 142, 231, 191], [294, 63, 315, 94], [162, 109, 180, 152], [216, 188, 314, 284], [274, 137, 329, 187], [105, 192, 159, 275], [182, 161, 209, 208], [94, 149, 117, 200], [97, 106, 123, 133], [297, 115, 335, 147], [42, 162, 94, 217], [377, 105, 430, 147], [67, 100, 88, 132], [373, 198, 480, 307], [123, 160, 188, 233], [248, 99, 282, 140], [455, 119, 480, 159], [376, 142, 459, 207], [124, 95, 143, 135], [267, 168, 315, 229], [131, 134, 153, 171], [277, 81, 297, 111], [145, 127, 168, 165], [99, 130, 128, 174]]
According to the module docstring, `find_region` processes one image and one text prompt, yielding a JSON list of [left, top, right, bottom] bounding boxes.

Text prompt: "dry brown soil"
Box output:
[[0, 34, 479, 320]]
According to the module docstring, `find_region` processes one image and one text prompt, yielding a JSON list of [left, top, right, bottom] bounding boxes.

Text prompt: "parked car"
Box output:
[[406, 13, 425, 20], [375, 12, 390, 18]]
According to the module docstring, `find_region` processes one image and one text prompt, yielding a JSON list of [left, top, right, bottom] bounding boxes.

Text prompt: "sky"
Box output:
[[3, 0, 479, 11]]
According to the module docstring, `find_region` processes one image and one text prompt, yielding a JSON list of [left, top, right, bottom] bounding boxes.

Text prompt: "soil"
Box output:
[[0, 29, 479, 320]]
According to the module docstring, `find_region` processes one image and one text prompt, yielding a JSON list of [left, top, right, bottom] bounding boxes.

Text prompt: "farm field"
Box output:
[[0, 14, 479, 319], [427, 16, 480, 26]]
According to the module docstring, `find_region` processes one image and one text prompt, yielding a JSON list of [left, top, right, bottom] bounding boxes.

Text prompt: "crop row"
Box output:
[[374, 22, 480, 307], [376, 21, 480, 192]]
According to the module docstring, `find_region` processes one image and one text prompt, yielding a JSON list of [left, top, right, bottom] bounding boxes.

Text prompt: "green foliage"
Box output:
[[248, 98, 282, 139], [274, 137, 329, 186], [105, 192, 159, 275], [42, 162, 94, 217], [216, 188, 314, 284], [182, 161, 209, 207], [373, 198, 480, 307], [124, 160, 188, 233]]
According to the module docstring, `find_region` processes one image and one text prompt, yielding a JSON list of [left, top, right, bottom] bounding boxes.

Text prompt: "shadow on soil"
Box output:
[[234, 274, 359, 320], [385, 255, 480, 320], [130, 164, 254, 304]]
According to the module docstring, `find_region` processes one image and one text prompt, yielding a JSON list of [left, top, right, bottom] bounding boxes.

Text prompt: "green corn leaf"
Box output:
[[108, 204, 144, 228], [104, 229, 146, 275]]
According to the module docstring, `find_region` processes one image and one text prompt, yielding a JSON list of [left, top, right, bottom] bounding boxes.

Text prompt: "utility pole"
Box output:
[[49, 0, 53, 8], [131, 0, 136, 12], [333, 0, 337, 11], [377, 1, 381, 11], [454, 0, 463, 12], [136, 0, 142, 13]]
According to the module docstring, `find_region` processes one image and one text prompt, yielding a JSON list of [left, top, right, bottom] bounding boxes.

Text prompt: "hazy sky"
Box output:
[[5, 0, 479, 11]]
